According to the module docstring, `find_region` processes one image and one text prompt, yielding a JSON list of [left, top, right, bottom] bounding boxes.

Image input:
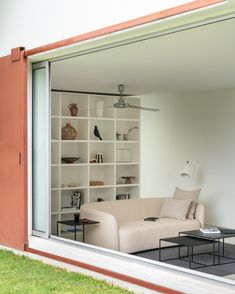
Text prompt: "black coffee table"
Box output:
[[57, 219, 99, 242], [159, 236, 215, 269], [180, 229, 235, 265]]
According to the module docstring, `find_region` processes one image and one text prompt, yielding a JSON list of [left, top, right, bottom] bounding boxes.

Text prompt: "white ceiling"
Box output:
[[51, 18, 235, 95]]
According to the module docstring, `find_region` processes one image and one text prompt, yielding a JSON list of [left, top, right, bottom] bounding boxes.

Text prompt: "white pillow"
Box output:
[[160, 199, 192, 221], [173, 187, 201, 219]]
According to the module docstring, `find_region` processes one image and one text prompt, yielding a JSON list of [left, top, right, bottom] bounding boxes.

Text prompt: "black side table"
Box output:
[[159, 236, 214, 269], [180, 229, 235, 265], [57, 219, 99, 242]]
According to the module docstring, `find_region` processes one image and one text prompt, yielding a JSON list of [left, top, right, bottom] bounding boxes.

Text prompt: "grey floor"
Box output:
[[134, 243, 235, 277]]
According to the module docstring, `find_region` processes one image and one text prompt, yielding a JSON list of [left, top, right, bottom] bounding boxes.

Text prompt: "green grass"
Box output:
[[0, 250, 133, 294]]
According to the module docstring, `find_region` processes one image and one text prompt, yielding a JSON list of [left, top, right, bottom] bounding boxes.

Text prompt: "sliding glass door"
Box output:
[[32, 61, 50, 237]]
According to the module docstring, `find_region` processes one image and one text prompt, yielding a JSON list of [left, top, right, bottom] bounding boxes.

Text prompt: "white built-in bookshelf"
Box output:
[[51, 90, 140, 236]]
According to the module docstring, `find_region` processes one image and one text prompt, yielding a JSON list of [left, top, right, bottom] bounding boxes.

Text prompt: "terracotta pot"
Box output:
[[68, 103, 78, 116], [61, 123, 77, 140]]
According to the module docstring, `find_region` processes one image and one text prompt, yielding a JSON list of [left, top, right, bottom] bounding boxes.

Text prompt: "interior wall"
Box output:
[[0, 0, 192, 57], [140, 88, 235, 229]]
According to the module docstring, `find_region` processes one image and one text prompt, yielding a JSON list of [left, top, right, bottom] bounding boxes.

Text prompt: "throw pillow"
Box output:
[[159, 199, 192, 221], [173, 187, 201, 219]]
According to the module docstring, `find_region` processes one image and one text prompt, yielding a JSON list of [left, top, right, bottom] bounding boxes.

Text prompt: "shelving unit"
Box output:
[[50, 91, 140, 236]]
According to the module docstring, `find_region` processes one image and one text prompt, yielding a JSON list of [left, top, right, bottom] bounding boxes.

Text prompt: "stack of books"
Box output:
[[200, 227, 221, 234]]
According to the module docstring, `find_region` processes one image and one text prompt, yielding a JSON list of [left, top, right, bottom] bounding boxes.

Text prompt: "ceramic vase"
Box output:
[[61, 123, 77, 140], [68, 103, 78, 116]]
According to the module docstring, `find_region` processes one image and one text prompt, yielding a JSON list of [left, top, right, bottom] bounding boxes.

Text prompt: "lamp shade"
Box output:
[[180, 161, 195, 179]]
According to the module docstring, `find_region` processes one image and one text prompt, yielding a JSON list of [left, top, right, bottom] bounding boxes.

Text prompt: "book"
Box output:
[[200, 227, 221, 234], [218, 227, 235, 234], [144, 217, 159, 221]]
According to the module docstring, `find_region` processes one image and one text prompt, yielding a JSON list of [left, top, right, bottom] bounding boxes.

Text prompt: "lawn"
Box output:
[[0, 250, 133, 294]]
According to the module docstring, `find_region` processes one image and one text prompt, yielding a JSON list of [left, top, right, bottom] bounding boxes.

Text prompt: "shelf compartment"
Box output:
[[90, 165, 114, 186], [61, 118, 88, 140], [116, 186, 139, 200], [61, 141, 88, 164], [61, 93, 88, 117], [61, 165, 88, 187], [116, 142, 139, 163], [51, 166, 59, 189], [90, 142, 114, 163], [115, 97, 140, 120], [51, 92, 60, 116], [89, 187, 114, 203], [51, 117, 60, 140], [116, 120, 139, 141], [90, 119, 114, 141], [51, 141, 60, 164], [61, 188, 87, 210], [90, 95, 115, 118], [51, 190, 59, 214], [116, 165, 139, 185]]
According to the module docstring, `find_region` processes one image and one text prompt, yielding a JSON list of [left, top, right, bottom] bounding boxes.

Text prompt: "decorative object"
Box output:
[[97, 197, 104, 202], [116, 132, 122, 141], [95, 101, 104, 117], [90, 159, 96, 163], [116, 149, 132, 162], [71, 191, 84, 210], [94, 125, 102, 140], [61, 157, 80, 164], [121, 176, 135, 184], [95, 153, 103, 163], [123, 126, 138, 141], [68, 103, 78, 116], [67, 183, 80, 187], [61, 123, 77, 140], [89, 180, 104, 186], [74, 213, 80, 222], [116, 194, 131, 200], [181, 161, 195, 179]]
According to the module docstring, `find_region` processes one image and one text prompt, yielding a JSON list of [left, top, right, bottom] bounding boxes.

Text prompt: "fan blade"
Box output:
[[128, 104, 160, 112]]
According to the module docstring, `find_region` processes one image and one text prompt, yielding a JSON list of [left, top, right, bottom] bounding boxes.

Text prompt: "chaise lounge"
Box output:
[[80, 197, 204, 253]]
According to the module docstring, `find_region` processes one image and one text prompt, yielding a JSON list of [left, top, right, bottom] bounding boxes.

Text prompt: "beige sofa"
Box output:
[[80, 197, 204, 253]]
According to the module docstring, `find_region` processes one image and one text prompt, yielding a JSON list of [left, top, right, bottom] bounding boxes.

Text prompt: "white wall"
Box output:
[[0, 0, 191, 57], [140, 89, 235, 229]]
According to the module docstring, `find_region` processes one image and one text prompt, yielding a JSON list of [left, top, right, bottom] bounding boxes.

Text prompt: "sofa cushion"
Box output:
[[173, 187, 201, 219], [160, 199, 192, 220], [119, 218, 200, 253]]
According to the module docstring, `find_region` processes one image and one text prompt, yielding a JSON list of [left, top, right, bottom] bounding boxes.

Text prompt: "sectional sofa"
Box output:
[[80, 197, 204, 253]]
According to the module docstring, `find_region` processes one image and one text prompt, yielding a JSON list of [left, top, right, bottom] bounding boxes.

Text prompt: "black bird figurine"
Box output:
[[94, 125, 102, 140]]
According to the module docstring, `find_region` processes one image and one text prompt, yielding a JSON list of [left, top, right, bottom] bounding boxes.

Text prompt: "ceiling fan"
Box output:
[[114, 84, 160, 112]]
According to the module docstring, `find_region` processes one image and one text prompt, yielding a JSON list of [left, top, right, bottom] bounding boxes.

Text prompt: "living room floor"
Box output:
[[133, 243, 235, 278]]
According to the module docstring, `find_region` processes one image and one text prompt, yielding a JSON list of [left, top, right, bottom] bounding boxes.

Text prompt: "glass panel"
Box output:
[[32, 65, 49, 234]]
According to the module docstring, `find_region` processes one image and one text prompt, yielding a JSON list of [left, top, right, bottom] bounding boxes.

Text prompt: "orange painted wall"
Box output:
[[0, 49, 27, 250]]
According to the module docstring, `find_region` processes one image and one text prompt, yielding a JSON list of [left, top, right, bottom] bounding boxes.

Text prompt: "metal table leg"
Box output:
[[57, 222, 59, 236], [75, 224, 76, 241]]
